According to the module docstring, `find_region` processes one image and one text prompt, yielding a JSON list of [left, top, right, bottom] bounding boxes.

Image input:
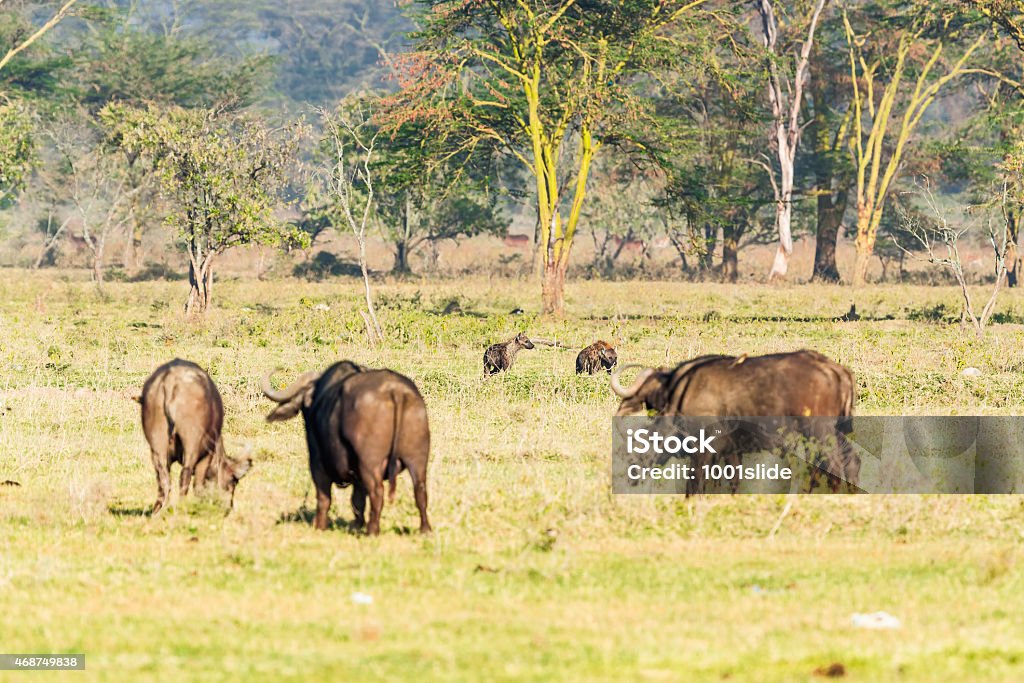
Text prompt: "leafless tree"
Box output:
[[895, 179, 1010, 337], [34, 212, 73, 269], [46, 115, 139, 285], [756, 0, 826, 281], [318, 103, 383, 344]]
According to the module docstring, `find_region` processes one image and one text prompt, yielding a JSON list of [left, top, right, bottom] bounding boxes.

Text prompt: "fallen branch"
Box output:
[[767, 495, 795, 539], [530, 337, 573, 349]]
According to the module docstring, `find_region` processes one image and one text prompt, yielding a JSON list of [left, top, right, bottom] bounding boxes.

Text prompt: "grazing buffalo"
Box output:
[[136, 359, 252, 514], [576, 340, 618, 375], [261, 361, 431, 535], [483, 332, 535, 375], [611, 350, 858, 492]]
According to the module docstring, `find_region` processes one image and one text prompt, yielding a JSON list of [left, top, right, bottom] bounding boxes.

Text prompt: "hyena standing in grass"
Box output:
[[483, 332, 535, 375], [576, 340, 618, 375]]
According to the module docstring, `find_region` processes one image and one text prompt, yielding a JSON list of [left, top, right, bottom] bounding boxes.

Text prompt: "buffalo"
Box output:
[[611, 350, 858, 492], [576, 340, 618, 375], [136, 359, 251, 514], [483, 332, 535, 375], [261, 361, 431, 535]]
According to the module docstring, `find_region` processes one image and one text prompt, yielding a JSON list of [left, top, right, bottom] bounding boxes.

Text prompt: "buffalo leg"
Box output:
[[311, 464, 333, 531], [407, 460, 431, 534], [351, 482, 367, 530], [179, 465, 194, 499], [361, 465, 385, 536], [177, 428, 205, 499], [193, 456, 212, 490], [150, 444, 171, 515]]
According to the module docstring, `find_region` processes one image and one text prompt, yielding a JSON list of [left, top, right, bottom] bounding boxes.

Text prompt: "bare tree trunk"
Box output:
[[808, 60, 847, 284], [852, 203, 875, 286], [699, 223, 717, 272], [813, 187, 847, 283], [358, 236, 383, 342], [393, 240, 411, 275], [758, 0, 826, 281], [204, 259, 213, 310], [92, 243, 104, 284], [721, 224, 742, 283], [1006, 206, 1020, 287], [392, 194, 414, 275], [541, 261, 567, 317], [186, 261, 204, 315], [35, 214, 72, 269], [185, 240, 211, 316]]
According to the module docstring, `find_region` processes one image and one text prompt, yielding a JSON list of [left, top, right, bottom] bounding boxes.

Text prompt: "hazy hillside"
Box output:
[[93, 0, 410, 107]]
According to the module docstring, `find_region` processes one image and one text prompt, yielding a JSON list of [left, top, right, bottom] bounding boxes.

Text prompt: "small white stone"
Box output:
[[351, 592, 374, 605], [961, 367, 982, 377], [851, 611, 901, 629]]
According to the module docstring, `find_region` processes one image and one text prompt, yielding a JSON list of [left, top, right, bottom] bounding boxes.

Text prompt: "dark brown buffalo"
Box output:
[[576, 340, 618, 375], [611, 350, 858, 492], [136, 359, 251, 514], [261, 361, 431, 535], [483, 332, 534, 375]]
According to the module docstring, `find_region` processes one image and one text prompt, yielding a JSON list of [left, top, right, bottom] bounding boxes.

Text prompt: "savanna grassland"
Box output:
[[2, 269, 1024, 682]]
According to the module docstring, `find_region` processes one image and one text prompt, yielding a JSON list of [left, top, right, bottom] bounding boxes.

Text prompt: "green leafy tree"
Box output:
[[0, 99, 32, 205], [806, 6, 855, 283], [371, 117, 510, 275], [101, 103, 307, 314], [962, 0, 1024, 49], [69, 7, 273, 270], [1, 0, 80, 206], [387, 0, 715, 315], [305, 94, 512, 275], [654, 28, 770, 282]]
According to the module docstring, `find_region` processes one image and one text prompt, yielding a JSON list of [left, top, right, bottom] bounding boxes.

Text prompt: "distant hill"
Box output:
[[103, 0, 411, 107]]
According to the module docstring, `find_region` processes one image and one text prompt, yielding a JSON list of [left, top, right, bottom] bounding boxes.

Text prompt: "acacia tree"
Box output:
[[843, 3, 986, 285], [101, 103, 306, 314], [755, 0, 826, 280], [963, 0, 1024, 49], [387, 0, 713, 316], [958, 1, 1024, 285]]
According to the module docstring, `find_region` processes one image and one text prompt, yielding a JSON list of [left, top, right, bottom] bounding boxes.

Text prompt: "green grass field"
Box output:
[[2, 270, 1024, 682]]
